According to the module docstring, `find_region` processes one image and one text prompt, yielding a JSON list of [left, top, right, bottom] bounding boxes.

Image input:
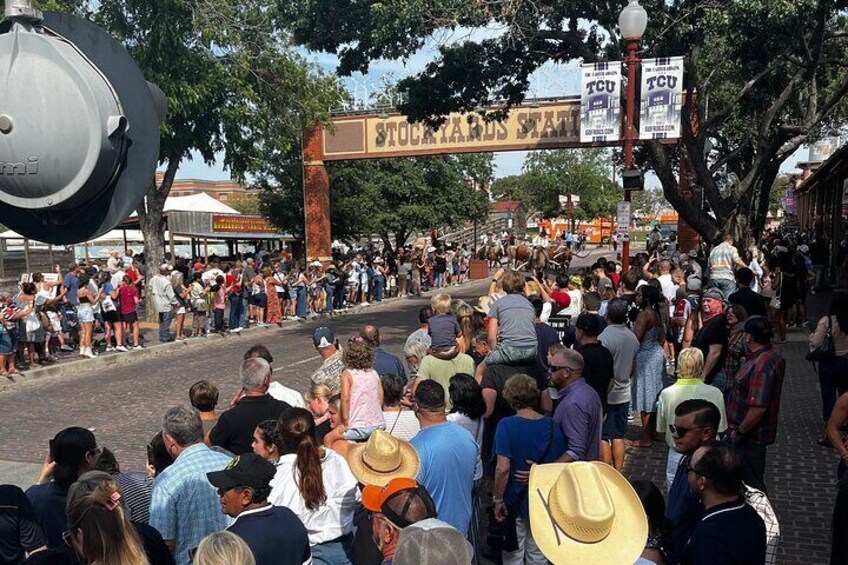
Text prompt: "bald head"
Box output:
[[360, 325, 381, 347]]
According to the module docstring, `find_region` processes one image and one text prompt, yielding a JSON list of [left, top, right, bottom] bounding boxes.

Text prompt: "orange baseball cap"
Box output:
[[362, 477, 420, 512]]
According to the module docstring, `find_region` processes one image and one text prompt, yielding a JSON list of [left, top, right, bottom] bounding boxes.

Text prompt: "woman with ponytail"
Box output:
[[26, 427, 99, 548], [65, 471, 149, 565], [269, 408, 358, 565]]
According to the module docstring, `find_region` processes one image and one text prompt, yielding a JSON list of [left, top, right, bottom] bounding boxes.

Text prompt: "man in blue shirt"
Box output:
[[61, 263, 80, 306], [361, 325, 407, 381], [410, 380, 477, 535], [150, 406, 232, 565], [548, 348, 602, 461], [207, 453, 311, 565], [666, 399, 721, 562]]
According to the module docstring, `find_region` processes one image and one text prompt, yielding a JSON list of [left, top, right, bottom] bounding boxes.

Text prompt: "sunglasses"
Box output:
[[668, 424, 705, 437], [547, 364, 574, 373], [686, 463, 716, 480]]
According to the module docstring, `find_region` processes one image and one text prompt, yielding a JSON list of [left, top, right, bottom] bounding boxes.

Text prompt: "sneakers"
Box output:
[[134, 345, 144, 350], [230, 327, 242, 333], [361, 301, 370, 307], [115, 346, 128, 352], [105, 346, 115, 352]]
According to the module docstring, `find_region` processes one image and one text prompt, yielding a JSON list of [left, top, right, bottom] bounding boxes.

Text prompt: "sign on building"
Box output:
[[580, 62, 622, 143], [639, 57, 684, 140]]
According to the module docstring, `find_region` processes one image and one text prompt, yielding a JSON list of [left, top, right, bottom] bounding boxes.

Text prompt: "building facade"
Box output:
[[155, 173, 251, 203]]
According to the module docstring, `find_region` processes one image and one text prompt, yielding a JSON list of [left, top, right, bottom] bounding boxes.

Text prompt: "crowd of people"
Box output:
[[0, 243, 482, 375], [4, 224, 848, 565]]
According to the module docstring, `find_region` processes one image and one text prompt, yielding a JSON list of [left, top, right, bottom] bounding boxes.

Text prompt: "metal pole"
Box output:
[[621, 38, 640, 273]]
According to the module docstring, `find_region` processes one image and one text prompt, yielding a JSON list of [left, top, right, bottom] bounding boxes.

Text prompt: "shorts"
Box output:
[[176, 306, 186, 315], [342, 424, 385, 442], [252, 293, 268, 308], [121, 312, 138, 324], [0, 331, 14, 355], [602, 402, 629, 441], [77, 304, 94, 324], [483, 344, 537, 366], [102, 310, 121, 324]]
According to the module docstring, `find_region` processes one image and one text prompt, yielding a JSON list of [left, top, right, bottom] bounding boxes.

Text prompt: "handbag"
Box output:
[[807, 316, 837, 362]]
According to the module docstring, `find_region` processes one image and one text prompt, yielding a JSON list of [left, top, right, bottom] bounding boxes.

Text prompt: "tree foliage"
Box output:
[[257, 152, 491, 249], [284, 0, 848, 244], [35, 0, 342, 317]]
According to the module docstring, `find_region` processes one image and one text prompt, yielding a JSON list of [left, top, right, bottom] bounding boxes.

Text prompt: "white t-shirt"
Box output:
[[383, 409, 420, 441], [201, 268, 224, 285], [268, 381, 306, 408], [560, 290, 583, 318], [269, 450, 360, 545], [447, 412, 484, 481]]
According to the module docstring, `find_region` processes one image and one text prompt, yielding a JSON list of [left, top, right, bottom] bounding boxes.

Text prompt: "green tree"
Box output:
[[257, 153, 490, 250], [37, 0, 342, 317], [522, 149, 619, 220], [490, 174, 531, 203], [283, 0, 848, 244], [229, 193, 262, 216], [631, 186, 669, 219]]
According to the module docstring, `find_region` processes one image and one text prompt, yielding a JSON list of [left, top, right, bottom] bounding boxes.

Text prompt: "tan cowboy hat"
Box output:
[[473, 295, 491, 316], [346, 430, 421, 487], [529, 462, 648, 565]]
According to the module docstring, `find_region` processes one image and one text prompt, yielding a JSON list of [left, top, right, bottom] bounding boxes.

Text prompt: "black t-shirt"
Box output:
[[535, 322, 562, 374], [434, 256, 447, 273], [579, 342, 615, 413], [680, 500, 766, 565], [228, 506, 311, 565], [481, 361, 546, 466], [209, 395, 292, 455], [352, 508, 382, 565], [728, 288, 768, 318], [0, 485, 47, 565], [24, 483, 67, 550], [692, 316, 729, 384]]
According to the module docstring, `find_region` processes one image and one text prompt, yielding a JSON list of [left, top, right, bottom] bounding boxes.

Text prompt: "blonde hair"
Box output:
[[431, 292, 452, 314], [194, 531, 256, 565], [677, 347, 704, 379], [306, 382, 333, 402], [66, 472, 149, 565]]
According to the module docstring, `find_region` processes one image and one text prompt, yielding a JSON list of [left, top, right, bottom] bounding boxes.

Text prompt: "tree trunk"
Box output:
[[394, 230, 410, 250], [138, 156, 180, 322]]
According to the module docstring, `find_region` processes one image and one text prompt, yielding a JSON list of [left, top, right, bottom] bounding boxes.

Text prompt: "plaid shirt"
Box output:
[[149, 443, 232, 565], [727, 346, 786, 445]]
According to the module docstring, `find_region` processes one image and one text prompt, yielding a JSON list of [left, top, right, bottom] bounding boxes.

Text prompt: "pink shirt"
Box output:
[[347, 368, 385, 429], [214, 288, 225, 309]]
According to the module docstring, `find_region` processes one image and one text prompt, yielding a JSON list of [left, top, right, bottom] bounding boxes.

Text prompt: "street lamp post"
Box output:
[[619, 0, 647, 273]]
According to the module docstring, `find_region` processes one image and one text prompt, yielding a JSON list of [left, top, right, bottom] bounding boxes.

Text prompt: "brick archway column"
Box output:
[[303, 128, 333, 261]]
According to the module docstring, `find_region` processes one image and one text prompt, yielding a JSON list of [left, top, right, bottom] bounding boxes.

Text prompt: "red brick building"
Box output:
[[155, 173, 251, 203]]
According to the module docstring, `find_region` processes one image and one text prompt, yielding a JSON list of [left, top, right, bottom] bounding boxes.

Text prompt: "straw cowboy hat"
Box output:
[[346, 430, 421, 487], [529, 462, 648, 565], [473, 295, 491, 316]]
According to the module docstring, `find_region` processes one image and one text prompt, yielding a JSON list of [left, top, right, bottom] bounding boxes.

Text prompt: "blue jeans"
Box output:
[[296, 287, 307, 318], [709, 278, 736, 299], [158, 311, 174, 342], [228, 294, 242, 329], [238, 296, 249, 328], [819, 358, 848, 421], [433, 272, 444, 288], [812, 264, 827, 290], [310, 533, 353, 565], [373, 275, 385, 302], [324, 284, 334, 313]]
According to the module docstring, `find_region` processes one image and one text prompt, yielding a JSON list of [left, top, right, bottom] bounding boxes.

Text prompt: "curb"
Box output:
[[0, 278, 491, 392]]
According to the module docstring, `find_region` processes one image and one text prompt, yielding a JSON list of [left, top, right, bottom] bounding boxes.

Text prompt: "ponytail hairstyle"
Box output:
[[455, 304, 476, 354], [52, 427, 98, 491], [278, 408, 327, 511], [66, 471, 148, 565]]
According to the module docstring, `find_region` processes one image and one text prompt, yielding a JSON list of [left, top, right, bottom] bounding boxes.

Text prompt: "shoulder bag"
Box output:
[[807, 316, 837, 362]]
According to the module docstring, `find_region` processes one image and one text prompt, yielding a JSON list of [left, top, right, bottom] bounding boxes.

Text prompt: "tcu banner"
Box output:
[[580, 62, 621, 143], [639, 57, 684, 139]]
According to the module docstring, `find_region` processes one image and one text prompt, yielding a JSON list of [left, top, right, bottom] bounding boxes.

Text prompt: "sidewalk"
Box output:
[[623, 288, 840, 564]]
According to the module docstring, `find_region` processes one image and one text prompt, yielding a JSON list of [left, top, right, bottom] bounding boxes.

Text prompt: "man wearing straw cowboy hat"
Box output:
[[346, 430, 421, 488], [528, 461, 649, 564]]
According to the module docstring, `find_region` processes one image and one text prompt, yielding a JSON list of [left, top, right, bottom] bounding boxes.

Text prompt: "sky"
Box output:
[[177, 28, 582, 181], [176, 28, 807, 185]]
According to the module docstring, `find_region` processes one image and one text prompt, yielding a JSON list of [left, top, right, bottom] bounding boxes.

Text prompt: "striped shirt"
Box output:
[[708, 241, 741, 281]]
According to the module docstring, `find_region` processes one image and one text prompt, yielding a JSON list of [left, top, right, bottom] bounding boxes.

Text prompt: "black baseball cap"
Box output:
[[207, 453, 276, 490]]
